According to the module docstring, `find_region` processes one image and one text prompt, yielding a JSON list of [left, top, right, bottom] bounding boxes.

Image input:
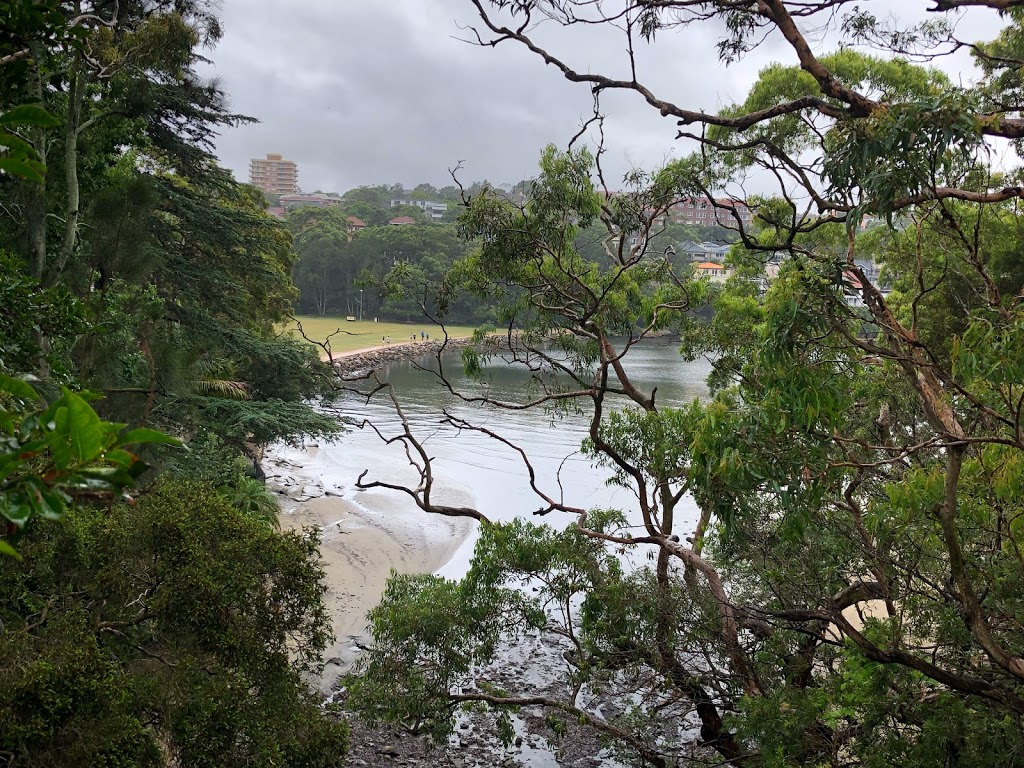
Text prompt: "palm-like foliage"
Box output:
[[186, 355, 250, 400], [231, 477, 281, 529]]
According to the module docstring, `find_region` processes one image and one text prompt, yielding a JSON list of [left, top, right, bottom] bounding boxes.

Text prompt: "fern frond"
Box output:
[[192, 378, 251, 400]]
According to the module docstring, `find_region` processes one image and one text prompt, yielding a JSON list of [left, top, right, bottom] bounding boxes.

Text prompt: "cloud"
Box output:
[[201, 0, 1004, 194]]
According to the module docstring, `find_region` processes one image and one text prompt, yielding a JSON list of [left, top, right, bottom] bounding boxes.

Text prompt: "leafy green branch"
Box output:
[[0, 103, 58, 183], [0, 373, 180, 555]]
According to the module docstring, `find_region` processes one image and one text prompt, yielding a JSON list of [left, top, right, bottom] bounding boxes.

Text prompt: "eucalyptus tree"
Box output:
[[347, 3, 1024, 766]]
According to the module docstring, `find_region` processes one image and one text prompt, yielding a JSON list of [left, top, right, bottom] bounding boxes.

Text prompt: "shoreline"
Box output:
[[325, 334, 506, 378], [265, 444, 476, 691], [270, 334, 496, 690]]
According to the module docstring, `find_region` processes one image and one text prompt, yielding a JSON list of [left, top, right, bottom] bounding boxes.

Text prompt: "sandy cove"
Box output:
[[270, 336, 503, 690], [267, 398, 478, 690], [276, 491, 471, 689]]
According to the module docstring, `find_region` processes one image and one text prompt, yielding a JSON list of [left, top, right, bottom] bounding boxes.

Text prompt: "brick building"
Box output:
[[669, 196, 754, 228], [249, 153, 299, 196]]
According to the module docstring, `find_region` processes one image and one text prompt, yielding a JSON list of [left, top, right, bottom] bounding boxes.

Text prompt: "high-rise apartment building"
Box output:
[[249, 153, 298, 195]]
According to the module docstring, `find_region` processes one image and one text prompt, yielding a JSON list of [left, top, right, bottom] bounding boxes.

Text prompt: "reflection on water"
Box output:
[[315, 339, 714, 575]]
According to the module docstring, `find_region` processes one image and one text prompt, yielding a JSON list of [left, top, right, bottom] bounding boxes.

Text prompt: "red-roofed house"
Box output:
[[389, 216, 417, 226], [347, 216, 367, 231], [843, 270, 865, 307], [694, 261, 731, 283]]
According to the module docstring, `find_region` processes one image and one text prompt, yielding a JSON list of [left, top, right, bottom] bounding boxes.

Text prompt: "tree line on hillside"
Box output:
[[0, 2, 346, 765], [287, 185, 734, 321], [287, 206, 491, 323], [271, 181, 527, 225]]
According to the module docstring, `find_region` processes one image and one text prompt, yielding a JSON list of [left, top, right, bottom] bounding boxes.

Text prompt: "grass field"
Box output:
[[287, 316, 478, 355]]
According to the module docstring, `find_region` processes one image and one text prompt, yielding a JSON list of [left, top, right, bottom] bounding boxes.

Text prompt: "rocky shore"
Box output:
[[330, 336, 487, 377]]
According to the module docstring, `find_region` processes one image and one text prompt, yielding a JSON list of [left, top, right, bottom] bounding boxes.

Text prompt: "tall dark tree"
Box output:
[[0, 4, 346, 761]]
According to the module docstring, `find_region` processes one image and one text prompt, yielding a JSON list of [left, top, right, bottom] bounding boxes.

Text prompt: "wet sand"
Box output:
[[272, 459, 475, 690]]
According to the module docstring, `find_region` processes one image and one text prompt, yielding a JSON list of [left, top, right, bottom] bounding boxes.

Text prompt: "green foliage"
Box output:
[[453, 145, 694, 354], [0, 479, 347, 766], [584, 405, 701, 489], [348, 517, 629, 744], [231, 476, 281, 529], [288, 209, 489, 323], [347, 147, 729, 765], [165, 428, 281, 529], [165, 428, 250, 486], [184, 397, 341, 452], [347, 21, 1024, 758], [387, 203, 429, 223], [824, 90, 983, 217], [0, 103, 58, 182], [0, 5, 349, 759], [0, 375, 178, 551], [0, 252, 83, 379]]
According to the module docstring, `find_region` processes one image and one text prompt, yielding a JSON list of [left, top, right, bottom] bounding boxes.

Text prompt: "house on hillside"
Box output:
[[669, 196, 754, 228], [678, 240, 732, 263], [843, 260, 891, 308], [346, 216, 367, 232], [390, 196, 448, 220], [389, 216, 417, 226], [694, 261, 731, 283], [280, 193, 345, 211]]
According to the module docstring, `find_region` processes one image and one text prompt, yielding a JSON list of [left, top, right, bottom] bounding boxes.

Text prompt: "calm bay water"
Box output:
[[293, 340, 714, 575]]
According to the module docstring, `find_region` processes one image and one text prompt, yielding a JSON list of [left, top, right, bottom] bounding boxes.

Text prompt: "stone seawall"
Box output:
[[331, 336, 490, 378]]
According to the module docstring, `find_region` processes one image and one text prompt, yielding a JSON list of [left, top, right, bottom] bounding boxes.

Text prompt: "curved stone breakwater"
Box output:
[[330, 336, 499, 377]]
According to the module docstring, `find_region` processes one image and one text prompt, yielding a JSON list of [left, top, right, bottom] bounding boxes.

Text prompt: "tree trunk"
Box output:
[[26, 47, 48, 282], [24, 46, 52, 378], [51, 57, 86, 287]]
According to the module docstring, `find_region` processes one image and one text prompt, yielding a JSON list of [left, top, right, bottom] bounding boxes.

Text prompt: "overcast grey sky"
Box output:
[[203, 1, 1001, 195]]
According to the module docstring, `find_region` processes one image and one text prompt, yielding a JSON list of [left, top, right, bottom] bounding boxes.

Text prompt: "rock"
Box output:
[[302, 484, 324, 499], [378, 745, 401, 757]]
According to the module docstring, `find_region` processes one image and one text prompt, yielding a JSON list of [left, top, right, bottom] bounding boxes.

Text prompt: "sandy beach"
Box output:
[[266, 443, 476, 691]]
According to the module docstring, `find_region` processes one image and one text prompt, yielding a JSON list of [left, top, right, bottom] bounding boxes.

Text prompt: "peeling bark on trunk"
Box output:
[[54, 60, 86, 286]]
